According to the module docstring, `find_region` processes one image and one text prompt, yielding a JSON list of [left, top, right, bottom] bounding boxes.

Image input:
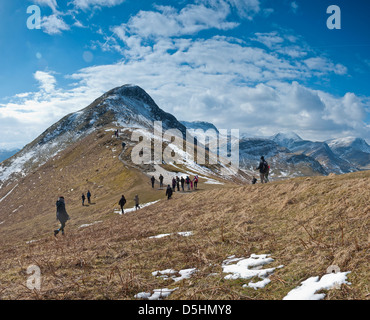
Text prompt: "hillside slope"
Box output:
[[0, 169, 368, 300]]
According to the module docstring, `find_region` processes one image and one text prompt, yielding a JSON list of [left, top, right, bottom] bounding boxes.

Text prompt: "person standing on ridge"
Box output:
[[159, 174, 164, 189], [166, 184, 173, 200], [134, 195, 140, 210], [180, 176, 185, 191], [119, 195, 126, 214], [256, 156, 269, 184], [151, 176, 155, 188], [172, 177, 177, 192], [87, 190, 92, 204], [81, 193, 86, 206], [176, 176, 180, 191], [194, 175, 198, 189], [186, 176, 190, 191], [54, 196, 70, 236]]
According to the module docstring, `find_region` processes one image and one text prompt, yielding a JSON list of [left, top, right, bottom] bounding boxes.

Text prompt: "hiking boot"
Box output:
[[54, 230, 59, 236]]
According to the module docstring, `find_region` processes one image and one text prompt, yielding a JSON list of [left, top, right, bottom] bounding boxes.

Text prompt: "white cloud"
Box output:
[[1, 33, 368, 149], [41, 14, 70, 35], [34, 0, 58, 12], [304, 57, 347, 75], [34, 71, 57, 93], [72, 0, 126, 10], [113, 2, 238, 40], [291, 1, 299, 13]]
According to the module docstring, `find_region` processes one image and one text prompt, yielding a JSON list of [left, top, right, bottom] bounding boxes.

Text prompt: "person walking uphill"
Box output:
[[256, 156, 269, 184], [151, 176, 155, 188], [54, 196, 70, 236], [119, 195, 126, 214], [134, 194, 140, 210], [166, 184, 173, 200]]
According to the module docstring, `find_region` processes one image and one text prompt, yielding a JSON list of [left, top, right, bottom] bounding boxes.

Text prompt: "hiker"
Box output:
[[186, 176, 190, 190], [180, 176, 185, 191], [194, 175, 198, 189], [134, 195, 140, 210], [166, 184, 173, 200], [252, 176, 257, 184], [256, 156, 269, 184], [81, 193, 86, 206], [159, 174, 164, 189], [172, 177, 177, 191], [119, 195, 126, 214], [87, 190, 91, 204], [176, 176, 180, 191], [151, 176, 155, 188], [54, 196, 70, 236]]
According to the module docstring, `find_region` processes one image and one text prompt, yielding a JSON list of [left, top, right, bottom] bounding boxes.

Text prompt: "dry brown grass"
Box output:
[[0, 129, 369, 300]]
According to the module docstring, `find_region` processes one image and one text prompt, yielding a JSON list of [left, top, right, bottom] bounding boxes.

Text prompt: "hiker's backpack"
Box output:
[[262, 161, 268, 173]]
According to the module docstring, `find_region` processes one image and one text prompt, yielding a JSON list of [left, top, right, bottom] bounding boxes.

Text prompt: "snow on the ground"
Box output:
[[222, 254, 283, 290], [152, 268, 197, 282], [0, 184, 18, 203], [78, 221, 103, 229], [134, 287, 178, 300], [149, 231, 193, 239], [283, 272, 351, 300], [114, 200, 160, 215]]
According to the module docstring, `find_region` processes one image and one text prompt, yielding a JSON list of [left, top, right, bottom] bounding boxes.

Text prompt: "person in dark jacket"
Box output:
[[54, 196, 70, 236], [119, 195, 126, 214], [87, 190, 92, 204], [166, 185, 173, 199], [159, 174, 164, 189], [180, 176, 185, 191], [151, 176, 155, 188], [172, 177, 177, 191], [256, 156, 268, 184], [82, 193, 86, 206], [185, 176, 190, 190], [176, 176, 180, 191]]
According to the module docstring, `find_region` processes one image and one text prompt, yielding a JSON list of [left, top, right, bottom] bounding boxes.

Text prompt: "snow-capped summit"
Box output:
[[180, 121, 219, 133], [327, 137, 370, 154], [0, 84, 187, 183], [271, 132, 302, 149]]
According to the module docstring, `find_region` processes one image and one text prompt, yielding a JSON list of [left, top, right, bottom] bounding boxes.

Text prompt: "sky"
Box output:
[[0, 0, 369, 149]]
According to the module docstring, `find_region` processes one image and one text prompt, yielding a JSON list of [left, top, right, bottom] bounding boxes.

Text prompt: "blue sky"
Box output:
[[0, 0, 369, 149]]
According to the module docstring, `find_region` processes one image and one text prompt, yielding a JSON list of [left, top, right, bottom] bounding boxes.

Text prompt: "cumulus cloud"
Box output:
[[41, 14, 70, 35], [1, 32, 368, 148], [72, 0, 126, 10]]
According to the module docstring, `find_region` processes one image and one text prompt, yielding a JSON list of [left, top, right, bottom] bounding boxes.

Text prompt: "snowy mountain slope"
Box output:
[[0, 85, 246, 186], [326, 137, 370, 169]]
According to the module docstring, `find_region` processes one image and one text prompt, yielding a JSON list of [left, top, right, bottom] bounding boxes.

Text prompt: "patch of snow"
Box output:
[[149, 231, 193, 239], [134, 287, 178, 300], [283, 272, 351, 300], [222, 254, 283, 290], [0, 184, 18, 203], [78, 221, 103, 229]]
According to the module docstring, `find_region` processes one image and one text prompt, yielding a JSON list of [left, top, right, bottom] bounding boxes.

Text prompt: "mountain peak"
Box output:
[[272, 132, 302, 142]]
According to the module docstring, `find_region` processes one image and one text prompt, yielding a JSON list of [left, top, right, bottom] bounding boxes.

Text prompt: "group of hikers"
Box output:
[[81, 190, 92, 206], [151, 174, 199, 200], [54, 156, 270, 236]]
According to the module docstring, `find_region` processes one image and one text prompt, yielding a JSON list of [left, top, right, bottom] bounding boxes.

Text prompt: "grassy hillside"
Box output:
[[0, 142, 368, 300]]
